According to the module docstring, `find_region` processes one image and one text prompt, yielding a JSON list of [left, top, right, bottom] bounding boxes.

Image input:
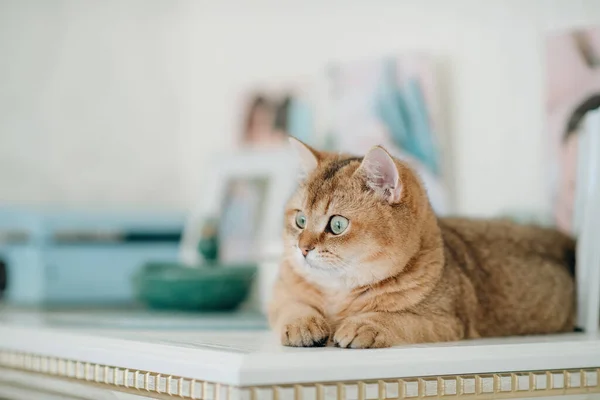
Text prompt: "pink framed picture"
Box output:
[[546, 26, 600, 235]]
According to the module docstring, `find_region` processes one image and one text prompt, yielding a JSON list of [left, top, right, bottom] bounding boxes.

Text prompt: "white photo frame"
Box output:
[[575, 109, 600, 333], [179, 147, 298, 266]]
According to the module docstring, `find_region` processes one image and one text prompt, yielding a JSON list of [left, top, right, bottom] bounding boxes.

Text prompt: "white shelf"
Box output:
[[1, 310, 599, 387]]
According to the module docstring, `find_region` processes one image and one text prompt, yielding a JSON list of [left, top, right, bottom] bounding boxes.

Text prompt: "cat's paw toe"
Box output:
[[281, 315, 330, 347], [334, 320, 390, 349]]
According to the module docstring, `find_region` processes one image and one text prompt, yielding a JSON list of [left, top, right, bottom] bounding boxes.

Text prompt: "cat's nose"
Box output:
[[300, 245, 315, 257]]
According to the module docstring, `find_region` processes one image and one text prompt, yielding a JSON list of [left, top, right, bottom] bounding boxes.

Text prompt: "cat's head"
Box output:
[[283, 138, 433, 289]]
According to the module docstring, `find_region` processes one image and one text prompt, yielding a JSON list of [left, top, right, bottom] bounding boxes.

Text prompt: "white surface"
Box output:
[[1, 1, 600, 215], [0, 309, 267, 330], [2, 312, 600, 386]]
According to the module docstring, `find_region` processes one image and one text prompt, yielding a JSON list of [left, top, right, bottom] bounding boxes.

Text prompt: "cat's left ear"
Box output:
[[355, 146, 402, 204], [288, 137, 322, 177]]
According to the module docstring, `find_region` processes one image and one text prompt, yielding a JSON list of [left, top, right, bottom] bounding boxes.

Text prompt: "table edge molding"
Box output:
[[1, 349, 600, 400]]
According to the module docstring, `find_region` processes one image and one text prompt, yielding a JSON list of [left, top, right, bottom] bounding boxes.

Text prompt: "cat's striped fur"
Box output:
[[268, 140, 576, 348]]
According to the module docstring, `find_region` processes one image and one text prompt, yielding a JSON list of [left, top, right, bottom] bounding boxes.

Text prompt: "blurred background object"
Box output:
[[2, 0, 599, 215], [326, 55, 448, 214], [241, 82, 316, 149], [546, 26, 600, 236], [1, 0, 600, 319], [0, 259, 6, 300], [0, 207, 184, 307]]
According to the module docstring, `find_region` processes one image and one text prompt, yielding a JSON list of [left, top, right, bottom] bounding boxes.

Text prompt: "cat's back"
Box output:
[[438, 217, 575, 266], [437, 217, 576, 336]]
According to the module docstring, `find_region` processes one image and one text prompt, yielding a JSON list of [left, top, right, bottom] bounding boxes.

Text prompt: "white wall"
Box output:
[[1, 0, 600, 216]]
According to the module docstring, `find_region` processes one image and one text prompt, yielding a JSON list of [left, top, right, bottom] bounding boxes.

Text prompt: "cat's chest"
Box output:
[[321, 287, 352, 321]]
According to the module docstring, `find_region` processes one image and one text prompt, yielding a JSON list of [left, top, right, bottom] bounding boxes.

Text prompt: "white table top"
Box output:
[[1, 309, 600, 386]]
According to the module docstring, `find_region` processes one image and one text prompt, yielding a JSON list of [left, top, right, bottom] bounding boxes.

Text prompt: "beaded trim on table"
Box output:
[[1, 350, 599, 399]]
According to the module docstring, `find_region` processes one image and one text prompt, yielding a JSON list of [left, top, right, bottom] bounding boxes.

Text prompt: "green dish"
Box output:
[[132, 262, 257, 311]]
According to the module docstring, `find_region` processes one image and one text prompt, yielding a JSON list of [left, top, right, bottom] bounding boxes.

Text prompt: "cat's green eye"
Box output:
[[295, 211, 307, 229], [329, 215, 349, 235]]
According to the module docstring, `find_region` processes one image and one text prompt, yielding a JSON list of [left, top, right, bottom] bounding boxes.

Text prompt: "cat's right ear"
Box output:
[[288, 137, 321, 177], [355, 146, 402, 204]]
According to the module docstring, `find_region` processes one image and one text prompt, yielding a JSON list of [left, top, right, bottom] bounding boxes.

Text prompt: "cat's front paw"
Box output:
[[334, 319, 391, 349], [280, 314, 330, 347]]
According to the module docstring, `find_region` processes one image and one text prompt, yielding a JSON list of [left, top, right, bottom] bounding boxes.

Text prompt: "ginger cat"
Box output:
[[268, 139, 576, 348]]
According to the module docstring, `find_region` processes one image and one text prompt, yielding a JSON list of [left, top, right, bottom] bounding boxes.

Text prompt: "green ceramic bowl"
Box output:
[[132, 262, 257, 311]]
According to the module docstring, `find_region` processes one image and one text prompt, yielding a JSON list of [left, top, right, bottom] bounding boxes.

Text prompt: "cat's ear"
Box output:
[[288, 137, 321, 177], [356, 146, 402, 204]]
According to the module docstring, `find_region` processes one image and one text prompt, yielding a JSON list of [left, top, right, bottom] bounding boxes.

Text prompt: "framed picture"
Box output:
[[546, 26, 600, 235], [179, 148, 298, 266], [546, 26, 600, 332], [236, 78, 324, 149], [324, 54, 449, 214], [217, 177, 269, 263]]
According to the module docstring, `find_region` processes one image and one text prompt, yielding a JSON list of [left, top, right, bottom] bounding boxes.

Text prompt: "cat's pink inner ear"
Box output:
[[289, 137, 320, 176], [358, 146, 402, 204]]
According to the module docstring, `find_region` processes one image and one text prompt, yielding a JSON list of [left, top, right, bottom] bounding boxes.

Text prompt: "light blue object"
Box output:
[[374, 58, 441, 176], [376, 61, 411, 146], [287, 97, 314, 145], [0, 206, 184, 306]]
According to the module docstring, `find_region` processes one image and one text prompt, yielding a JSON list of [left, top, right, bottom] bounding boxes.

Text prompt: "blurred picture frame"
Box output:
[[325, 54, 450, 215], [235, 77, 325, 150], [179, 148, 298, 266], [545, 26, 600, 235]]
